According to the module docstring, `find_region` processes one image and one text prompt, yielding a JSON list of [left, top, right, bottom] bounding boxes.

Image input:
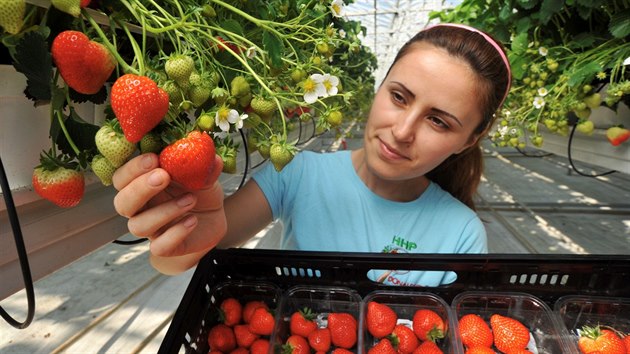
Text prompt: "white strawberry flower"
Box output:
[[533, 96, 546, 109], [537, 87, 549, 97], [339, 29, 347, 38], [538, 46, 548, 56], [216, 107, 239, 132], [330, 0, 345, 17], [302, 74, 326, 104], [320, 73, 340, 97], [246, 47, 258, 59], [233, 113, 248, 130]]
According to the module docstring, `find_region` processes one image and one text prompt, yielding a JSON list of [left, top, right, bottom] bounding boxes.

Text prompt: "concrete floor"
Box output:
[[1, 119, 628, 353]]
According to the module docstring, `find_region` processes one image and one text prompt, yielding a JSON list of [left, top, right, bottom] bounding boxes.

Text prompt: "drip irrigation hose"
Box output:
[[515, 146, 553, 157], [567, 122, 616, 177], [238, 128, 249, 190], [0, 156, 35, 329]]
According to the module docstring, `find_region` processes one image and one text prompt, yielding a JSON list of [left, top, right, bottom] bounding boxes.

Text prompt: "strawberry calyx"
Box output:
[[37, 149, 79, 172], [425, 325, 445, 342]]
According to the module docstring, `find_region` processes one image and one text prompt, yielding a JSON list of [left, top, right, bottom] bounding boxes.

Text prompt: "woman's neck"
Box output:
[[351, 149, 430, 202]]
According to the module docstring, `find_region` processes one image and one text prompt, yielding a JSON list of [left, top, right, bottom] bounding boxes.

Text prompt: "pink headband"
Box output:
[[424, 23, 512, 108]]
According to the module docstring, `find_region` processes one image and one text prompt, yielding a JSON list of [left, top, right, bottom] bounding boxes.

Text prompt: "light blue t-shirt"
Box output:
[[252, 150, 487, 286]]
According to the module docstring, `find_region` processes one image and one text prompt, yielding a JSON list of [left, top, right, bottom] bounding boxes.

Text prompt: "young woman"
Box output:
[[112, 23, 512, 286]]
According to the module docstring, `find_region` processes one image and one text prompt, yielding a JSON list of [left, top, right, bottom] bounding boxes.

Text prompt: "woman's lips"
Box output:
[[379, 139, 409, 161]]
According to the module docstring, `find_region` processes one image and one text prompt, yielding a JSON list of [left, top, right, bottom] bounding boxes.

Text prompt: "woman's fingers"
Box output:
[[112, 153, 159, 191], [126, 193, 197, 238]]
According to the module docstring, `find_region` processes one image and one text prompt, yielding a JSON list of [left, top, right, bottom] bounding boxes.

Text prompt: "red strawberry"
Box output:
[[290, 307, 318, 337], [234, 324, 260, 348], [368, 338, 397, 354], [229, 348, 248, 354], [159, 131, 217, 190], [248, 307, 275, 336], [32, 155, 84, 208], [51, 30, 116, 94], [110, 74, 169, 143], [606, 127, 630, 146], [506, 349, 533, 354], [327, 312, 357, 349], [390, 324, 419, 354], [220, 297, 243, 327], [413, 340, 443, 354], [412, 309, 446, 342], [367, 301, 398, 339], [250, 338, 270, 354], [458, 314, 493, 349], [284, 334, 310, 354], [243, 301, 269, 324], [624, 334, 630, 353], [207, 324, 237, 353], [489, 314, 530, 353], [463, 347, 494, 354], [331, 349, 354, 354], [578, 326, 626, 354], [308, 327, 331, 352]]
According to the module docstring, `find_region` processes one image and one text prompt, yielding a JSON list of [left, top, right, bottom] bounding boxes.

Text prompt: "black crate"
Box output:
[[158, 249, 630, 354]]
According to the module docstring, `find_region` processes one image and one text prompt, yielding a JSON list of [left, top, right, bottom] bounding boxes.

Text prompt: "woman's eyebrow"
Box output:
[[390, 81, 463, 127]]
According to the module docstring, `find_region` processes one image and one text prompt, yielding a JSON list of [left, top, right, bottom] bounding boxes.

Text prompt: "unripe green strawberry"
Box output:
[[606, 126, 630, 146], [91, 154, 116, 186], [270, 142, 296, 172], [239, 92, 252, 108], [0, 0, 25, 34], [165, 54, 195, 88], [217, 145, 237, 174], [326, 110, 343, 127], [201, 4, 216, 17], [576, 120, 594, 135], [230, 76, 250, 97], [32, 163, 84, 208], [257, 140, 271, 159], [51, 0, 81, 17], [243, 112, 263, 129], [160, 80, 184, 107], [583, 93, 601, 109], [139, 132, 164, 154], [316, 41, 329, 55], [290, 68, 306, 83], [95, 121, 137, 167], [574, 107, 591, 120], [196, 112, 215, 131], [250, 96, 277, 118], [212, 87, 229, 105], [189, 84, 212, 107], [531, 135, 544, 147]]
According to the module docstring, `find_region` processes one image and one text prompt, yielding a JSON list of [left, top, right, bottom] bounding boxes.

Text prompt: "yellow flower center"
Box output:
[[217, 106, 230, 122], [303, 78, 316, 92]]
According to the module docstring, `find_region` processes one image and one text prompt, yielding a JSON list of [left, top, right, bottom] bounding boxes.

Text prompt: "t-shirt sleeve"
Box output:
[[251, 153, 305, 220], [455, 215, 488, 253]]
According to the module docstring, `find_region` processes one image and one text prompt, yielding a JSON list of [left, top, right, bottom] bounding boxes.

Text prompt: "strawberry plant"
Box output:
[[430, 0, 630, 149], [1, 0, 376, 207]]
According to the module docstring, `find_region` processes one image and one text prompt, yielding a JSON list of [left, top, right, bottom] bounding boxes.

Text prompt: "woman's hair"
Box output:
[[385, 24, 511, 210]]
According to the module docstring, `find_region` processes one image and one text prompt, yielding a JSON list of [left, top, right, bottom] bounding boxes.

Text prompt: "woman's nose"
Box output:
[[391, 110, 417, 143]]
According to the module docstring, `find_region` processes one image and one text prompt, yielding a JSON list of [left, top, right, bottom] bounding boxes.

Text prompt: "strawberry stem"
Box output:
[[82, 10, 138, 75]]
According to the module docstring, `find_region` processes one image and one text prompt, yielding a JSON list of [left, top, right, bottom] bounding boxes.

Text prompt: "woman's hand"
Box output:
[[112, 153, 226, 269]]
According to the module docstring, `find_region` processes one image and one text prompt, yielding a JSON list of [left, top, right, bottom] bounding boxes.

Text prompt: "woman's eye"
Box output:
[[429, 116, 448, 129], [391, 92, 405, 104]]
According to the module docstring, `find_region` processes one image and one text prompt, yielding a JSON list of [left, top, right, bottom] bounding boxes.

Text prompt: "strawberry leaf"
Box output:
[[263, 30, 284, 68], [70, 85, 109, 105], [54, 109, 100, 160], [12, 31, 53, 102]]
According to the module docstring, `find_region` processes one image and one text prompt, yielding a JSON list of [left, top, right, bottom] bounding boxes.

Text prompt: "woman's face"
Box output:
[[363, 42, 485, 182]]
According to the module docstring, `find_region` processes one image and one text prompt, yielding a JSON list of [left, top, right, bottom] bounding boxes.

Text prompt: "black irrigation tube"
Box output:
[[566, 122, 617, 178], [0, 156, 35, 329]]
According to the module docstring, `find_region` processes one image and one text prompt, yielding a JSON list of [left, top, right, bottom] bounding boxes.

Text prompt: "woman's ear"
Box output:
[[455, 133, 481, 154]]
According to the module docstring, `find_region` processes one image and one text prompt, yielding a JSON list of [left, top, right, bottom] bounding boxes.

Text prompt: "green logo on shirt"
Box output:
[[391, 235, 417, 251]]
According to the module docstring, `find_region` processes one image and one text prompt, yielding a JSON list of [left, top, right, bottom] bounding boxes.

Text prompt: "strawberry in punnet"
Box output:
[[51, 0, 81, 17], [366, 301, 398, 339], [578, 325, 627, 354], [290, 307, 318, 337], [243, 301, 268, 324], [0, 0, 25, 34], [332, 349, 354, 354], [389, 324, 419, 354], [412, 309, 446, 342], [234, 324, 260, 348], [606, 126, 630, 146], [413, 340, 443, 354], [207, 324, 237, 353], [327, 312, 358, 349], [368, 338, 397, 354], [95, 120, 136, 168], [248, 306, 275, 336], [624, 334, 630, 353], [90, 154, 116, 186], [159, 130, 217, 190], [220, 297, 243, 327], [308, 327, 332, 352], [463, 347, 494, 354], [51, 30, 116, 94], [283, 334, 311, 354], [32, 152, 84, 208], [489, 314, 530, 353], [110, 74, 169, 143], [250, 338, 270, 354], [458, 313, 493, 349]]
